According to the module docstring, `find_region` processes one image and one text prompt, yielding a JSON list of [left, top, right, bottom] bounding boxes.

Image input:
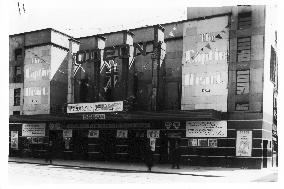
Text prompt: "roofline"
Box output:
[[9, 28, 75, 40], [77, 12, 232, 39]]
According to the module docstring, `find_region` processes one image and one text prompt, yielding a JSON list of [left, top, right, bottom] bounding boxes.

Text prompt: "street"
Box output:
[[7, 162, 277, 186]]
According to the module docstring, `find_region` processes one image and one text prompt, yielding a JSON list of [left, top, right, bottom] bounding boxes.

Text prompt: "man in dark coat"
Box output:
[[172, 140, 181, 169], [144, 140, 154, 172]]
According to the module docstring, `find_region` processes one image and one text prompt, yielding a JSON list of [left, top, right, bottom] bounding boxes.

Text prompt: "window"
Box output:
[[236, 70, 250, 94], [235, 102, 249, 111], [237, 37, 251, 62], [14, 88, 21, 106], [13, 111, 20, 115], [238, 12, 252, 30], [15, 48, 22, 60], [14, 66, 22, 83]]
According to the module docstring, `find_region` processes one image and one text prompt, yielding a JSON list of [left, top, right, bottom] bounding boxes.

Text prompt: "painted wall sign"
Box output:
[[182, 16, 229, 111], [236, 130, 252, 157], [186, 121, 227, 137], [22, 123, 46, 137], [11, 131, 18, 149], [88, 130, 99, 138], [82, 114, 106, 120], [67, 101, 123, 113], [63, 129, 72, 138], [116, 130, 128, 138], [147, 130, 160, 138]]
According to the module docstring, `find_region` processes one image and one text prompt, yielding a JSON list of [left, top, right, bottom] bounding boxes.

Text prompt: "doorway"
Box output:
[[49, 130, 63, 158]]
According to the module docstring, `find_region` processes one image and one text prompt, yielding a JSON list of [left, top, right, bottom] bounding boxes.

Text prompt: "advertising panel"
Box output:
[[22, 123, 46, 137], [236, 130, 252, 156], [88, 130, 99, 138], [186, 121, 227, 137], [67, 101, 123, 113], [11, 131, 18, 149], [182, 16, 229, 111]]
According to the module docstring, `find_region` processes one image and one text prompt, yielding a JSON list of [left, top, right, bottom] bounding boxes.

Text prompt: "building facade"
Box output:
[[9, 5, 278, 169]]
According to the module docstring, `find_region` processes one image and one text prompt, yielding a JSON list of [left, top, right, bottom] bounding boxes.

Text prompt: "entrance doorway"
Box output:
[[49, 130, 63, 158], [101, 130, 116, 161]]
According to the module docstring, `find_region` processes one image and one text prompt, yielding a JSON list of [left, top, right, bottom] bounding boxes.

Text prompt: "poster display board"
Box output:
[[236, 130, 252, 156], [88, 130, 99, 138], [22, 123, 46, 137], [186, 121, 227, 137], [150, 138, 156, 151], [11, 131, 18, 149]]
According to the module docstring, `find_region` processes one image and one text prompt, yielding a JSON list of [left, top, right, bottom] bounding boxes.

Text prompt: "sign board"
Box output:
[[117, 130, 128, 138], [67, 101, 123, 113], [147, 130, 160, 138], [83, 114, 105, 120], [186, 121, 227, 137], [182, 16, 229, 111], [22, 123, 46, 137], [150, 138, 156, 151], [88, 130, 99, 138], [63, 129, 72, 138], [11, 131, 18, 149], [236, 130, 252, 157]]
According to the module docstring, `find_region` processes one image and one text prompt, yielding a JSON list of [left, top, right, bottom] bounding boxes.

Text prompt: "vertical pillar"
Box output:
[[122, 30, 135, 100], [67, 38, 80, 104], [94, 35, 106, 102], [151, 25, 166, 111]]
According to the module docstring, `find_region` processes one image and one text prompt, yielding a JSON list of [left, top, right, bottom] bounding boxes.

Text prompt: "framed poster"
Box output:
[[236, 130, 252, 156], [208, 139, 218, 147], [88, 130, 99, 138], [198, 139, 208, 147], [150, 138, 156, 151], [63, 129, 72, 138], [188, 138, 198, 147], [11, 131, 18, 149], [117, 130, 128, 138]]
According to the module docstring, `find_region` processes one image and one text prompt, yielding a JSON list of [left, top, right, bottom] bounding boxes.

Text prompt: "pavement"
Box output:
[[8, 156, 278, 182]]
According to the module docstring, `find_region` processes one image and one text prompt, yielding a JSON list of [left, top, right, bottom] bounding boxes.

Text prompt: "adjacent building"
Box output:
[[9, 5, 278, 168]]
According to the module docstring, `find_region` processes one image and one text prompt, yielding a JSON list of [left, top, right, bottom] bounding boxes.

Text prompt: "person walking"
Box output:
[[46, 140, 53, 164], [144, 140, 154, 172], [172, 140, 181, 169]]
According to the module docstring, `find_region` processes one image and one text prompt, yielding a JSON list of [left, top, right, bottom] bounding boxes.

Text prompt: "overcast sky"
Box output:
[[7, 0, 191, 37]]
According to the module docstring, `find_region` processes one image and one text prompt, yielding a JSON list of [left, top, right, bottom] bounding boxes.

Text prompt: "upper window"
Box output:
[[237, 37, 251, 62], [236, 70, 250, 95], [14, 88, 21, 106], [14, 66, 22, 83], [14, 48, 22, 60], [238, 12, 252, 30]]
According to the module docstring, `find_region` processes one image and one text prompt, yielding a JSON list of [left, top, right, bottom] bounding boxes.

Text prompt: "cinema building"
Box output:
[[9, 5, 278, 169]]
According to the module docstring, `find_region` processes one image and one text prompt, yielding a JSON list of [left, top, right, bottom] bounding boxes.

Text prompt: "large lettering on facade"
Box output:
[[181, 16, 229, 111]]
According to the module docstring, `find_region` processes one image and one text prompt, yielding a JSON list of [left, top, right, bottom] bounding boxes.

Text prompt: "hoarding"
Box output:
[[182, 16, 229, 111], [236, 130, 252, 156], [186, 121, 227, 137], [67, 101, 123, 113], [22, 123, 46, 137]]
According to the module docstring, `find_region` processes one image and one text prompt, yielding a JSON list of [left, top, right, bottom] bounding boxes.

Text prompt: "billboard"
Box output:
[[181, 16, 229, 111]]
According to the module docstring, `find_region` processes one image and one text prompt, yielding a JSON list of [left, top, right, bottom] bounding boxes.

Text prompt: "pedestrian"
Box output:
[[144, 140, 154, 172], [45, 140, 53, 164], [172, 140, 181, 169]]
